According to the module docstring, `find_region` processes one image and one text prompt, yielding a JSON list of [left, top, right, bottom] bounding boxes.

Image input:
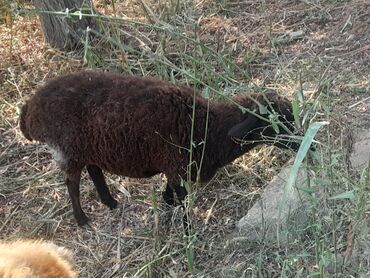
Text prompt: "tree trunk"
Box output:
[[34, 0, 99, 51]]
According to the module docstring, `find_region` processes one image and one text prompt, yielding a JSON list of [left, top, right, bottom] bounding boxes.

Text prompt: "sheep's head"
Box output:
[[228, 91, 302, 151]]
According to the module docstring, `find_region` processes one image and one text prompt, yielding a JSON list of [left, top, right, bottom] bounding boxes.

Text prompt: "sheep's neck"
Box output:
[[191, 100, 260, 182], [209, 102, 259, 168]]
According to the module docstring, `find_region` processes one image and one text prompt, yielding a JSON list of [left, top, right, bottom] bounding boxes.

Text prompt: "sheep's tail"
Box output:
[[19, 101, 33, 141]]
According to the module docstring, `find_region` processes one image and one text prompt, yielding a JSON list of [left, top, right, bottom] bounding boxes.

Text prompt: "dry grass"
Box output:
[[1, 0, 370, 277]]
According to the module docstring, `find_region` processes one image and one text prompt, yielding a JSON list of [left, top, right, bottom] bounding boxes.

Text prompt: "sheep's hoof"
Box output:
[[104, 198, 118, 210], [76, 215, 90, 227], [162, 191, 175, 207]]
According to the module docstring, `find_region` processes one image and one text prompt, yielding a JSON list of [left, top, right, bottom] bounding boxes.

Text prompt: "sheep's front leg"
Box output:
[[86, 165, 118, 209], [162, 184, 175, 206], [174, 185, 187, 204], [165, 176, 188, 206], [174, 183, 192, 234], [164, 176, 191, 233], [163, 175, 188, 207], [65, 168, 89, 226]]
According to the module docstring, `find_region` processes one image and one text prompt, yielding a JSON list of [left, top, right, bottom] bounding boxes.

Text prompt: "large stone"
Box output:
[[236, 128, 370, 242], [236, 162, 310, 242], [350, 129, 370, 169]]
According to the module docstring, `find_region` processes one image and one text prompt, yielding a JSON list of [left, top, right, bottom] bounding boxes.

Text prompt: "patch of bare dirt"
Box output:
[[199, 0, 370, 82]]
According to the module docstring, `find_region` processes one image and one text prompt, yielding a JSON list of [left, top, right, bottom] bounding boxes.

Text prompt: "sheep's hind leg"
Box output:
[[65, 168, 89, 226], [86, 165, 118, 209]]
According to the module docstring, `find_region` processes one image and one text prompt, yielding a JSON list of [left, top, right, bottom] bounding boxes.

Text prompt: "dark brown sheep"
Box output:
[[20, 71, 300, 226]]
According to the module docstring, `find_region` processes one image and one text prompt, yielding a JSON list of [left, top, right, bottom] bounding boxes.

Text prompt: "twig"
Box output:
[[348, 96, 370, 109], [344, 221, 354, 259], [0, 205, 19, 233], [205, 198, 217, 225]]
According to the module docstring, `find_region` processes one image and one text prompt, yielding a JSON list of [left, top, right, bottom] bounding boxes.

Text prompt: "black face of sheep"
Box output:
[[19, 71, 306, 228], [228, 91, 301, 151]]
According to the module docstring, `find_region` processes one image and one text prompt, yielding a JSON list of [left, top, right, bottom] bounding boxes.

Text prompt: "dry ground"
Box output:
[[0, 0, 369, 277]]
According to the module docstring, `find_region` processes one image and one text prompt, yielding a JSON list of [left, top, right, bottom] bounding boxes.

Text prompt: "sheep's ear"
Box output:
[[228, 115, 259, 139]]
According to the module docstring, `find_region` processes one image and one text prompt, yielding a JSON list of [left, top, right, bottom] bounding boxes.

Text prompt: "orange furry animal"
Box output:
[[0, 240, 77, 278]]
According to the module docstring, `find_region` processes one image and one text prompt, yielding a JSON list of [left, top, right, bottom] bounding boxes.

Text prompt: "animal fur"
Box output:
[[20, 71, 299, 226], [0, 239, 77, 278]]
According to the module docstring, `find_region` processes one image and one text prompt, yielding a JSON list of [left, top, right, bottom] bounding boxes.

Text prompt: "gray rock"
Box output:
[[350, 129, 370, 169], [236, 128, 370, 242], [236, 162, 310, 242]]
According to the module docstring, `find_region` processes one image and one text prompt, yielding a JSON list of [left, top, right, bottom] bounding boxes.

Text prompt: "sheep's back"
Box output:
[[84, 81, 199, 176], [24, 71, 209, 177]]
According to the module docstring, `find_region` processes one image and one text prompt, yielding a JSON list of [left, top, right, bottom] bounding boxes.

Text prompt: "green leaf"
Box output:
[[320, 254, 332, 267], [238, 105, 247, 114], [329, 191, 355, 200], [258, 104, 269, 115], [297, 187, 317, 194], [181, 179, 192, 194], [295, 88, 304, 103], [186, 244, 195, 273], [269, 114, 280, 133], [280, 121, 328, 214], [292, 98, 301, 129]]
